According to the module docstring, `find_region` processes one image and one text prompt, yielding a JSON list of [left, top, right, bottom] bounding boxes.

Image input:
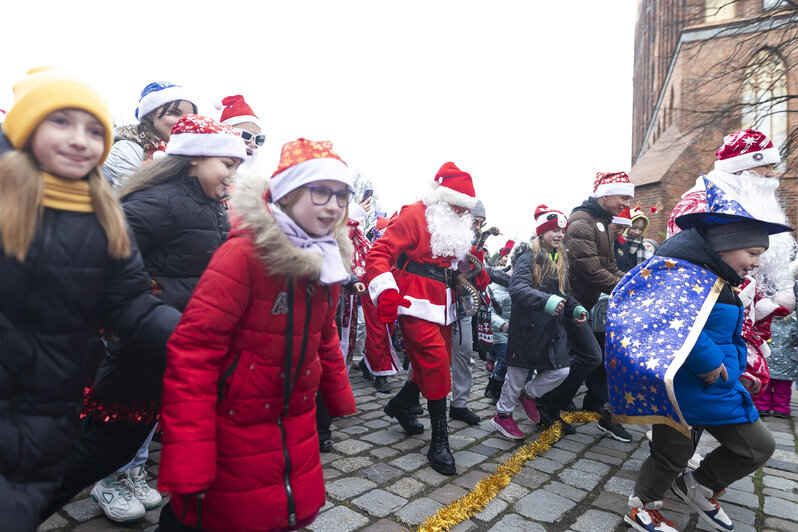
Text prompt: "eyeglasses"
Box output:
[[473, 219, 486, 229], [304, 185, 352, 208], [235, 129, 266, 146]]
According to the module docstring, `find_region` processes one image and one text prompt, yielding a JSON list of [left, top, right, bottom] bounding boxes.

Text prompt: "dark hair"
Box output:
[[137, 100, 198, 142], [118, 155, 193, 201]]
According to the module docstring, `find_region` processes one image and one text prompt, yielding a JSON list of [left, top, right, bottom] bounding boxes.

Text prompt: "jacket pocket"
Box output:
[[217, 351, 244, 405]]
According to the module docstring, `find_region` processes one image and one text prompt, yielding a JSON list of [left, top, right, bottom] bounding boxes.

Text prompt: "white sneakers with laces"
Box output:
[[91, 465, 162, 522], [126, 465, 163, 510]]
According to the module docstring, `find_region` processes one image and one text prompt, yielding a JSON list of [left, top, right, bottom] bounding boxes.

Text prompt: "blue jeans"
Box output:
[[491, 343, 508, 382]]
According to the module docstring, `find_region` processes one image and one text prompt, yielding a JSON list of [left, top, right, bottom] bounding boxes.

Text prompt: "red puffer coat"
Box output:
[[157, 174, 356, 532]]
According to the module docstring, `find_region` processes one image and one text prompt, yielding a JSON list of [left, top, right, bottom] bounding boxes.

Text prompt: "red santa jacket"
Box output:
[[366, 201, 462, 325], [157, 175, 356, 532]]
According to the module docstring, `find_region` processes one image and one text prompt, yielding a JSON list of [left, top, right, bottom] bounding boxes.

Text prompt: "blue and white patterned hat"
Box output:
[[135, 81, 197, 120]]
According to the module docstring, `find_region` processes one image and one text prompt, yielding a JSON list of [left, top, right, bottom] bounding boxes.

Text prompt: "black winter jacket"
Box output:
[[87, 177, 230, 416], [506, 250, 580, 371], [0, 206, 180, 529]]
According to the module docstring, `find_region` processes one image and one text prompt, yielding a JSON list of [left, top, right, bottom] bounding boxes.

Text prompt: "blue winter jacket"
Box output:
[[657, 229, 758, 426]]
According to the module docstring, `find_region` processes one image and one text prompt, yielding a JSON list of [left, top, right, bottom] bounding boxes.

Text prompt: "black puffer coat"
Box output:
[[506, 249, 580, 371], [0, 206, 180, 530], [86, 176, 230, 418]]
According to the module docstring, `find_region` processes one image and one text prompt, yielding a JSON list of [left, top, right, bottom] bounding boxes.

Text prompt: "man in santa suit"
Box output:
[[365, 162, 489, 475]]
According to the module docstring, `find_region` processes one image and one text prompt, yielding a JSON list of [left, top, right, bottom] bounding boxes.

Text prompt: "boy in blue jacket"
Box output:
[[605, 177, 790, 532]]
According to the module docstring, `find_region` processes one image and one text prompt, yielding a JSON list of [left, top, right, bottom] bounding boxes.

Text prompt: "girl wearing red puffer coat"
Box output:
[[157, 138, 357, 532]]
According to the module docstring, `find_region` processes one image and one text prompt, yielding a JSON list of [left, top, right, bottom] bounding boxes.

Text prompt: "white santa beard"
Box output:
[[425, 202, 474, 259], [706, 169, 798, 295]]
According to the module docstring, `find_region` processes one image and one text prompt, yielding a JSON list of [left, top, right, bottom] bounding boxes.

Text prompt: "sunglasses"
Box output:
[[452, 206, 471, 215], [304, 185, 352, 208], [235, 129, 266, 146]]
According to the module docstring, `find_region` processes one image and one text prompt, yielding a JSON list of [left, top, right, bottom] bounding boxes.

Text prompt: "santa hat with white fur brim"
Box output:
[[216, 94, 262, 129], [713, 128, 781, 173], [270, 138, 353, 202], [612, 207, 633, 226], [426, 162, 478, 209], [591, 171, 634, 198], [165, 114, 247, 160], [136, 81, 196, 121]]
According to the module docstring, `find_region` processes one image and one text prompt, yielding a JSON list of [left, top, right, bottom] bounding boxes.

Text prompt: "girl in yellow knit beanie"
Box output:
[[0, 68, 180, 530]]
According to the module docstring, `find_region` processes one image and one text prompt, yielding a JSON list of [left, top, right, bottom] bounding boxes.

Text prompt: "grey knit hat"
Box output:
[[703, 222, 770, 253], [471, 199, 486, 220]]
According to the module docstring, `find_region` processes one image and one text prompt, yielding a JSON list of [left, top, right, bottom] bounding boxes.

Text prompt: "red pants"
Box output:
[[362, 295, 401, 375], [399, 315, 452, 400], [755, 379, 793, 415]]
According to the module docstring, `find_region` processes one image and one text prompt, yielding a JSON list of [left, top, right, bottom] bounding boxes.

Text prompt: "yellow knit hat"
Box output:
[[2, 67, 114, 163]]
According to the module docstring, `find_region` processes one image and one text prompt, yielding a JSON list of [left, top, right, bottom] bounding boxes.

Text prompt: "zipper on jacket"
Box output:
[[216, 352, 243, 406], [279, 278, 297, 527]]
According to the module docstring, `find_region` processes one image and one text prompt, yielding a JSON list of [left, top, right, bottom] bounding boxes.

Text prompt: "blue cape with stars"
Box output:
[[605, 255, 724, 435]]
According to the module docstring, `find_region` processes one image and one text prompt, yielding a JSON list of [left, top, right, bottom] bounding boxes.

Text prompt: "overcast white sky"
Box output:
[[2, 0, 636, 253]]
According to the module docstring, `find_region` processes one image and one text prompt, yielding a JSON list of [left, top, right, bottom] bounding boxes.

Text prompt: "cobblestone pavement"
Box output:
[[42, 357, 798, 531]]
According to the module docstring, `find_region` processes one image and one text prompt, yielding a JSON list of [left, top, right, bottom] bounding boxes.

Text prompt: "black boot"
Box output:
[[374, 376, 391, 393], [484, 376, 502, 403], [427, 400, 456, 475], [384, 382, 423, 435]]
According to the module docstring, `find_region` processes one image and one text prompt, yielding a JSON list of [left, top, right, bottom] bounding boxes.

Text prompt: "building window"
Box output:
[[705, 0, 736, 22], [742, 49, 787, 171]]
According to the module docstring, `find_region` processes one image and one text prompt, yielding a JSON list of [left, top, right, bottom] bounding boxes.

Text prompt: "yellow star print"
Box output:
[[625, 392, 636, 405]]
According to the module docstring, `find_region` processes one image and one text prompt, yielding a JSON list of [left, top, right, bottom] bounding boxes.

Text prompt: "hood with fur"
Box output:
[[230, 172, 353, 280]]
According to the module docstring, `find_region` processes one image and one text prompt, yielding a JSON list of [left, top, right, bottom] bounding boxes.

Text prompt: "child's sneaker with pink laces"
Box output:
[[490, 412, 525, 439]]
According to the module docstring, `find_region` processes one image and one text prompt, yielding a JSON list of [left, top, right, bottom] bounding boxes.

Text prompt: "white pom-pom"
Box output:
[[152, 151, 167, 161], [214, 100, 224, 110]]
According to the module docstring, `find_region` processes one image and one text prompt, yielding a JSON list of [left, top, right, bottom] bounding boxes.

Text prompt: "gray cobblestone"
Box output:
[[604, 475, 636, 495], [488, 514, 547, 531], [387, 477, 426, 498], [326, 477, 377, 500], [362, 429, 404, 444], [571, 458, 611, 476], [307, 505, 369, 532], [528, 456, 563, 473], [544, 480, 588, 502], [497, 482, 530, 503], [389, 452, 428, 472], [452, 450, 488, 467], [515, 489, 577, 522], [571, 509, 623, 532], [331, 455, 373, 472], [394, 498, 443, 526], [764, 496, 798, 521], [429, 483, 468, 504], [352, 489, 408, 517], [543, 447, 577, 464], [558, 468, 603, 491], [473, 496, 508, 521], [360, 462, 404, 484]]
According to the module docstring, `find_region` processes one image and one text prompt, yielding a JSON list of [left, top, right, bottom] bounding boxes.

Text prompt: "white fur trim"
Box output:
[[790, 259, 798, 280], [136, 86, 196, 120], [426, 184, 477, 209], [349, 202, 367, 226], [368, 271, 399, 306], [591, 182, 635, 198], [165, 132, 247, 160], [223, 115, 262, 129], [754, 297, 780, 322], [271, 157, 354, 202], [612, 216, 632, 226], [361, 332, 401, 376], [714, 147, 781, 173], [398, 294, 453, 325]]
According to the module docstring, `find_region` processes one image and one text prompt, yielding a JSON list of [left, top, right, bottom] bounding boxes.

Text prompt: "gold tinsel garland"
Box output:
[[416, 411, 601, 532]]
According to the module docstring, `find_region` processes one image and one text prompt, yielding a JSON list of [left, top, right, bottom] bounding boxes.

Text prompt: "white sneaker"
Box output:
[[124, 465, 163, 510], [625, 496, 680, 532], [91, 472, 146, 522], [687, 450, 703, 470], [671, 470, 733, 531]]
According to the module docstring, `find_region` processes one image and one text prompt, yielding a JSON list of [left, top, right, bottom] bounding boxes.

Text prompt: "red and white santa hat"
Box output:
[[591, 171, 635, 198], [612, 206, 633, 226], [534, 205, 568, 236], [428, 162, 478, 209], [714, 128, 780, 173], [216, 94, 261, 129], [164, 114, 247, 160], [270, 138, 353, 202]]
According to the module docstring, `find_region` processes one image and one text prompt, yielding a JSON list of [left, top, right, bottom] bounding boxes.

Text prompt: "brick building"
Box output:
[[630, 0, 798, 240]]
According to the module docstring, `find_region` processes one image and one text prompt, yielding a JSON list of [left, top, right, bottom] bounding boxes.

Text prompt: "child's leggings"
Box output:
[[497, 365, 569, 415], [755, 379, 793, 415]]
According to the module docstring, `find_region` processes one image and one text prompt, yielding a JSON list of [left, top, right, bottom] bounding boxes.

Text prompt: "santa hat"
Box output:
[[164, 114, 247, 160], [499, 239, 515, 258], [216, 94, 261, 129], [136, 81, 196, 121], [270, 138, 353, 202], [612, 207, 633, 226], [591, 171, 634, 198], [427, 162, 477, 209], [714, 128, 780, 173], [534, 205, 568, 236]]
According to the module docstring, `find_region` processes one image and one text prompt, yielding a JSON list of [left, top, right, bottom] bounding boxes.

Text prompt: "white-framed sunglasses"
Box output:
[[235, 129, 266, 146]]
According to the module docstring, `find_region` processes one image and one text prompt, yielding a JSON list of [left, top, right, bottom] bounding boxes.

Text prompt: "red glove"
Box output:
[[474, 268, 490, 291], [377, 289, 410, 324], [470, 247, 485, 263]]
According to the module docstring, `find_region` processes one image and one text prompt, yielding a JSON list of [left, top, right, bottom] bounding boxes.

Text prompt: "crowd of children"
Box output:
[[0, 67, 796, 532]]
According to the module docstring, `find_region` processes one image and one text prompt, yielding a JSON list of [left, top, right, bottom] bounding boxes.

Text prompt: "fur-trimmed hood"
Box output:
[[229, 172, 353, 280]]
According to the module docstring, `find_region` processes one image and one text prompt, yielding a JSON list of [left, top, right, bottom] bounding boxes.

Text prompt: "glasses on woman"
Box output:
[[304, 185, 352, 208], [234, 129, 266, 146]]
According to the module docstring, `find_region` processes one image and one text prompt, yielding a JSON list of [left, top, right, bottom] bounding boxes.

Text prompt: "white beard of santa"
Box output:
[[423, 200, 474, 260], [705, 168, 798, 296]]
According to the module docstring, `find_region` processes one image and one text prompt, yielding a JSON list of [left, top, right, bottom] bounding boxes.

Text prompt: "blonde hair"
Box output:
[[118, 155, 192, 201], [277, 186, 350, 234], [0, 150, 130, 261], [530, 236, 570, 295]]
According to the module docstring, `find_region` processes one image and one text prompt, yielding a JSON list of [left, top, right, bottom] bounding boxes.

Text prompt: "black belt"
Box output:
[[396, 256, 456, 288]]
